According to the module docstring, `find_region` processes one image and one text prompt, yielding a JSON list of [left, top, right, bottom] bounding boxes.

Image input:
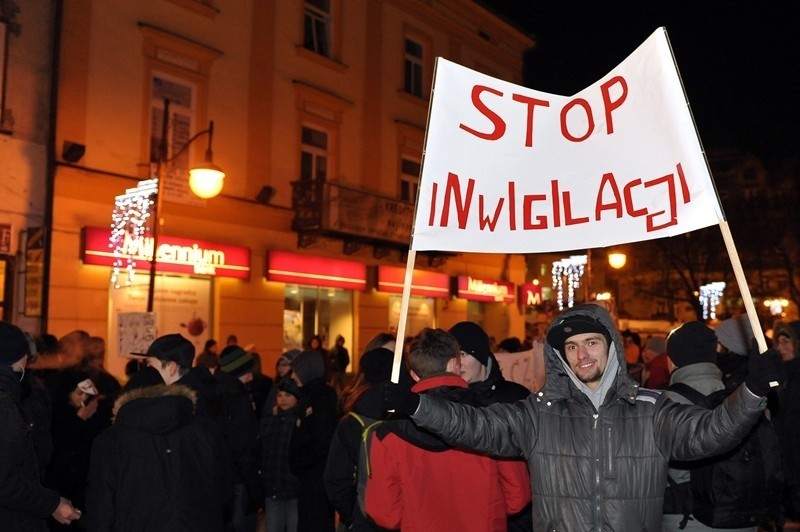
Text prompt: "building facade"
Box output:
[[33, 0, 535, 378], [0, 1, 55, 333]]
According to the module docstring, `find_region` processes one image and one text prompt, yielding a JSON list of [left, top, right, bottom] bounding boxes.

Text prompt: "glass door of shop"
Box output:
[[283, 285, 353, 353]]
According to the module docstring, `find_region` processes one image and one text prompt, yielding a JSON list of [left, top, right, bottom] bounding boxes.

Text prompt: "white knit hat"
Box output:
[[714, 315, 754, 355]]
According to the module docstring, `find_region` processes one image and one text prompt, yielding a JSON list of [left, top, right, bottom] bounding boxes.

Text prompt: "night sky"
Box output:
[[479, 3, 800, 161]]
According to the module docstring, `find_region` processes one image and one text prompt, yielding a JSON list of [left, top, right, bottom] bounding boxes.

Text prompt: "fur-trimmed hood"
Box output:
[[113, 383, 197, 435]]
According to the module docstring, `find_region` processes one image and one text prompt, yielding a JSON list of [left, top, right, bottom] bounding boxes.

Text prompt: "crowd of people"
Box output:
[[0, 308, 798, 531]]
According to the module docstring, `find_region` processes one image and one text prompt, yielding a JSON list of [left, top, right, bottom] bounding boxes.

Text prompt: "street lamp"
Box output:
[[608, 251, 627, 269], [146, 99, 225, 312]]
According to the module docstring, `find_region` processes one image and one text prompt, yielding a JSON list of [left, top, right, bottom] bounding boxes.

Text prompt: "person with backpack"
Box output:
[[365, 328, 531, 531], [662, 321, 783, 531], [324, 347, 401, 531]]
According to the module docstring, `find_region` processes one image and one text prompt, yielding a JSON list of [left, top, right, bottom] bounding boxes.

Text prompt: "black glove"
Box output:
[[745, 343, 786, 397], [381, 381, 420, 415]]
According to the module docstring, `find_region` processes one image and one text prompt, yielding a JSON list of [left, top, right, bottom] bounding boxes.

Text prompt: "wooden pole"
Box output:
[[718, 220, 766, 352], [390, 249, 417, 383]]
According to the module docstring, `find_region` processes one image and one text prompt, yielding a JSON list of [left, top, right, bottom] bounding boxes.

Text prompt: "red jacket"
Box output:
[[364, 375, 531, 531]]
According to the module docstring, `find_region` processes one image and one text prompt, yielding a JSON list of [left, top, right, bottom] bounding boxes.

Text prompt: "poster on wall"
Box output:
[[118, 312, 157, 357], [283, 309, 303, 351], [109, 276, 211, 358]]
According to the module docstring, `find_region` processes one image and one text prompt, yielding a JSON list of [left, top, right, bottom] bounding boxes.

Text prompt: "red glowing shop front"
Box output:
[[81, 227, 251, 369], [266, 250, 366, 353]]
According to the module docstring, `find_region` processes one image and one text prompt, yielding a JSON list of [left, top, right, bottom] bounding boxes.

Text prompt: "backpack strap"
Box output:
[[360, 419, 383, 477], [348, 411, 366, 427], [668, 382, 710, 407]]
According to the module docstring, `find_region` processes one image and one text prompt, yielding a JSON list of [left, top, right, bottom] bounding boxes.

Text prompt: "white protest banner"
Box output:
[[412, 27, 723, 253]]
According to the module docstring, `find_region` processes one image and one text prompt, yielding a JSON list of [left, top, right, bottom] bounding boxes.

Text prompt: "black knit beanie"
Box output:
[[666, 321, 718, 368]]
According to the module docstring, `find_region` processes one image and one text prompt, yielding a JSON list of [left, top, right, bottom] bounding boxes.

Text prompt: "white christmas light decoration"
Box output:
[[698, 281, 725, 320], [109, 179, 159, 288], [551, 255, 588, 310]]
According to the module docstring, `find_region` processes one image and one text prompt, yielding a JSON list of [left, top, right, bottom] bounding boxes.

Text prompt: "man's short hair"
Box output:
[[407, 328, 459, 378]]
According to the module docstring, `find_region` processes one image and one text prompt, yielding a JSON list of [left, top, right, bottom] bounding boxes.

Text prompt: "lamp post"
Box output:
[[146, 99, 225, 313]]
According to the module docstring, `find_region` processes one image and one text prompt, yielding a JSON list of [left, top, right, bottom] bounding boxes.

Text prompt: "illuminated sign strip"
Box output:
[[84, 249, 250, 272], [376, 265, 450, 298], [378, 281, 449, 294], [266, 250, 367, 291], [456, 276, 516, 303], [82, 227, 251, 280]]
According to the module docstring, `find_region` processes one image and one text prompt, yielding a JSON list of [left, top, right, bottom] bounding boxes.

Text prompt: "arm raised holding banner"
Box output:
[[384, 26, 785, 530]]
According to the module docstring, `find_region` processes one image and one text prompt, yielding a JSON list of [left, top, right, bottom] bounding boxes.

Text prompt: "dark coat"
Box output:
[[773, 321, 800, 520], [213, 371, 262, 503], [324, 385, 387, 531], [289, 377, 338, 532], [260, 404, 299, 501], [177, 366, 261, 504], [470, 352, 531, 406], [0, 365, 61, 532], [86, 384, 232, 532]]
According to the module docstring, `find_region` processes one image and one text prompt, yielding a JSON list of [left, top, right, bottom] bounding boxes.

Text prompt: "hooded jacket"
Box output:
[[365, 375, 531, 532], [410, 304, 767, 531], [772, 320, 800, 519], [0, 365, 60, 532], [86, 384, 232, 532]]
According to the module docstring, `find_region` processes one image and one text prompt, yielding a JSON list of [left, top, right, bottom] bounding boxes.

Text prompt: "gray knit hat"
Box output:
[[290, 350, 325, 385]]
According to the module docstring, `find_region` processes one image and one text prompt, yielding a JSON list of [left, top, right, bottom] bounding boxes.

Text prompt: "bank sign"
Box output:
[[82, 226, 251, 280]]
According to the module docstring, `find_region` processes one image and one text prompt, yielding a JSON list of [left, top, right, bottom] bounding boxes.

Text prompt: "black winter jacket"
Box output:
[[86, 384, 232, 532], [0, 366, 60, 532], [411, 304, 767, 531]]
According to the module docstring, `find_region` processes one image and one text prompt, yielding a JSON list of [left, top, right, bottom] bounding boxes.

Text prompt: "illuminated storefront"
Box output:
[[266, 250, 365, 352]]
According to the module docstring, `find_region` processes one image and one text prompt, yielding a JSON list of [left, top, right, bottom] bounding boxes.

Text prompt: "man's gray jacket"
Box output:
[[411, 305, 766, 531]]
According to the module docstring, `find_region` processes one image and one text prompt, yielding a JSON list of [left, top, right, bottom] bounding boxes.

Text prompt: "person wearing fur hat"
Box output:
[[448, 321, 533, 532], [771, 321, 800, 525], [288, 350, 338, 532], [86, 380, 232, 531], [0, 321, 82, 530], [381, 304, 787, 531]]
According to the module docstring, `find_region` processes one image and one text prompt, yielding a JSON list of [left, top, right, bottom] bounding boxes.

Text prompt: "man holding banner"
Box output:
[[383, 303, 785, 530], [380, 25, 787, 531]]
